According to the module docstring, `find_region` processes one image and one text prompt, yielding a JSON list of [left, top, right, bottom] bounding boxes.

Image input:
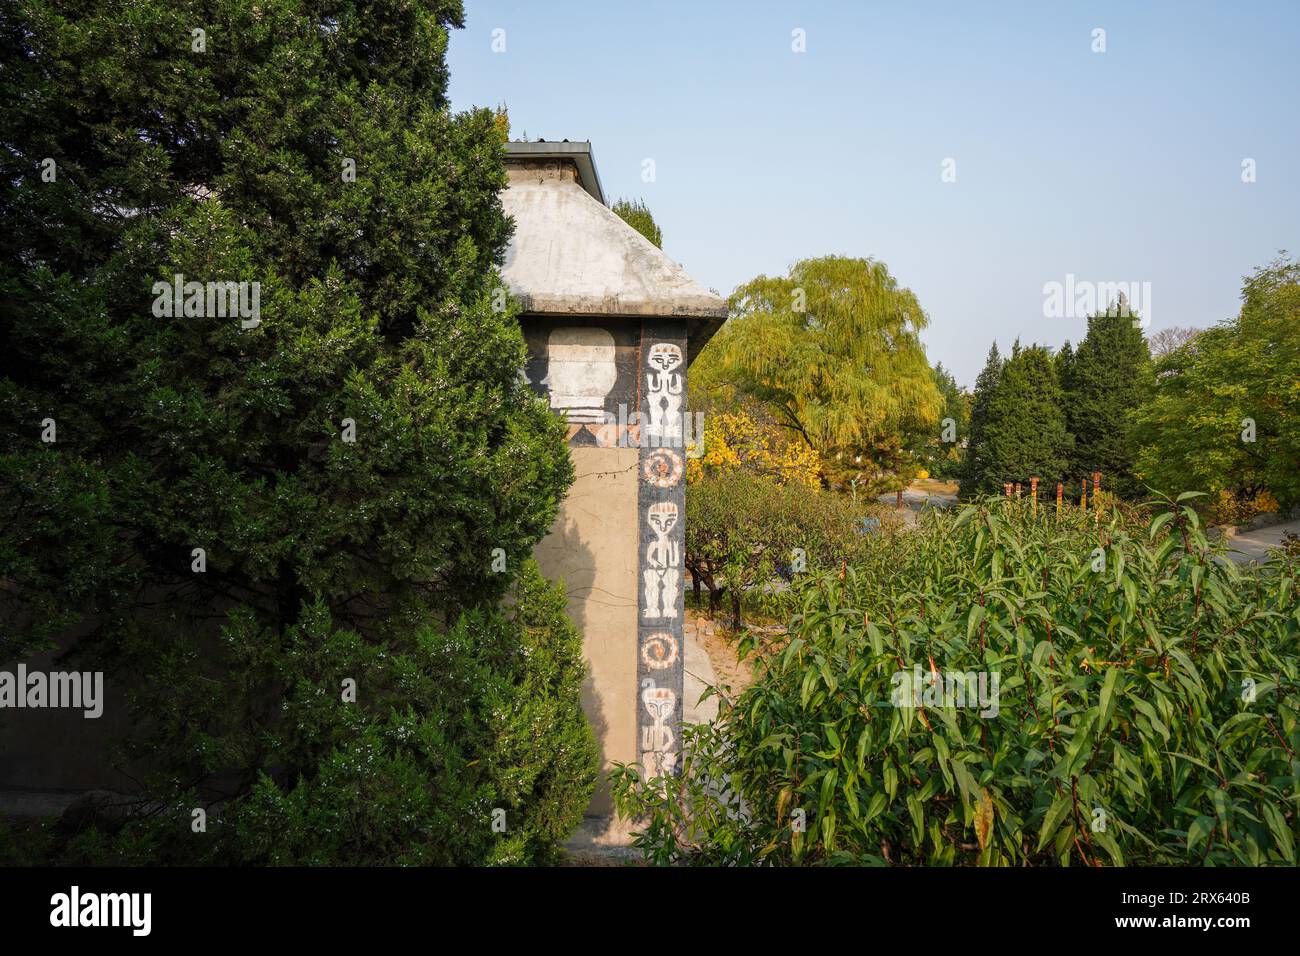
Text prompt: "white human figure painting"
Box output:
[[542, 327, 617, 423], [640, 685, 677, 778], [643, 501, 680, 619], [645, 343, 683, 443]]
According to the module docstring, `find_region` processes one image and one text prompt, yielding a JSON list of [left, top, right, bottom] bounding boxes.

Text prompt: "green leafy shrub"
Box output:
[[685, 472, 896, 626], [615, 494, 1300, 865]]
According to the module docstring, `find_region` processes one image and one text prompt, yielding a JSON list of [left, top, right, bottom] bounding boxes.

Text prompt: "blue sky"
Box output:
[[447, 1, 1300, 386]]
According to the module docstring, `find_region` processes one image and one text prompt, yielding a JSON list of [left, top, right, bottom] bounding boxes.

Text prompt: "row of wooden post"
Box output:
[[1003, 472, 1103, 518]]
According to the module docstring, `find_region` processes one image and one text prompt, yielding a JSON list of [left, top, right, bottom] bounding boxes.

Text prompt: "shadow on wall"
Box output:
[[544, 507, 612, 814], [533, 447, 641, 819]]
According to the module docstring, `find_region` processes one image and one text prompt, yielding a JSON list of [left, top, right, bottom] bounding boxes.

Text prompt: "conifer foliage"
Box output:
[[1061, 300, 1154, 495], [959, 342, 1071, 497], [960, 300, 1152, 499], [611, 197, 663, 248], [0, 0, 596, 863]]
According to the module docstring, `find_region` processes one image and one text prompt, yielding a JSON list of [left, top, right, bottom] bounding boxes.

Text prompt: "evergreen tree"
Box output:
[[958, 343, 1002, 497], [1056, 340, 1075, 393], [1061, 297, 1154, 495], [961, 343, 1071, 498], [983, 343, 1073, 491], [0, 0, 595, 863]]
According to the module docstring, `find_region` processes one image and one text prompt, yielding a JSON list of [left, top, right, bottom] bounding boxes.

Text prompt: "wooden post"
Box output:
[[1055, 481, 1063, 515], [896, 488, 903, 509], [1030, 476, 1039, 515], [1003, 482, 1012, 499], [1092, 471, 1101, 509], [1080, 478, 1087, 511]]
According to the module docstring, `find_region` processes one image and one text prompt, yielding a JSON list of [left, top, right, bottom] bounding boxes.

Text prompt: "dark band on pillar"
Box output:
[[636, 319, 686, 779]]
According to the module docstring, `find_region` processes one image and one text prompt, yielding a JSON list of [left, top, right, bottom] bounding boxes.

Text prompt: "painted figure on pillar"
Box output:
[[640, 683, 677, 779], [645, 343, 683, 444], [643, 501, 680, 619]]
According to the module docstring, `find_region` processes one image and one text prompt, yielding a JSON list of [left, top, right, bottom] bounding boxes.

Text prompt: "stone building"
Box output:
[[501, 141, 726, 815]]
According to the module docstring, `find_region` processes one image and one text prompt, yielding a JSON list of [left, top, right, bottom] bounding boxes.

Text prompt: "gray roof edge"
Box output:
[[513, 294, 728, 320], [504, 141, 605, 206], [515, 301, 728, 369]]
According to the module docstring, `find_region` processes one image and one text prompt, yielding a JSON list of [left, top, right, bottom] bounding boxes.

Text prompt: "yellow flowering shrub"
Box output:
[[1211, 488, 1281, 524], [686, 410, 822, 488]]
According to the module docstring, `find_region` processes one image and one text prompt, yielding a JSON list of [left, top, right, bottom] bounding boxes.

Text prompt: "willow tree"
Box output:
[[692, 256, 941, 489]]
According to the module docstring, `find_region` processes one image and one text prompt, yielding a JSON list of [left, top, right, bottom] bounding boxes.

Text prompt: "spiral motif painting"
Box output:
[[642, 448, 684, 488], [640, 632, 680, 670]]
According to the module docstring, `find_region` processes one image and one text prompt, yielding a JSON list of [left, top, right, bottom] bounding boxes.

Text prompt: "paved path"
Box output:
[[682, 615, 719, 725], [1221, 518, 1300, 564], [877, 489, 958, 510], [0, 788, 80, 818]]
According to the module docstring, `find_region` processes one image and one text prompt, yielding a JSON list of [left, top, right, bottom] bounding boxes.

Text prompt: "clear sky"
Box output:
[[447, 1, 1299, 386]]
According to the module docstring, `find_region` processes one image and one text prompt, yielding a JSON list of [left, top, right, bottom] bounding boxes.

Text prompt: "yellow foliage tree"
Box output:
[[687, 409, 822, 488]]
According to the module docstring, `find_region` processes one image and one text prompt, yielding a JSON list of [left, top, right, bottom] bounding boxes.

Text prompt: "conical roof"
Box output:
[[500, 142, 726, 357]]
